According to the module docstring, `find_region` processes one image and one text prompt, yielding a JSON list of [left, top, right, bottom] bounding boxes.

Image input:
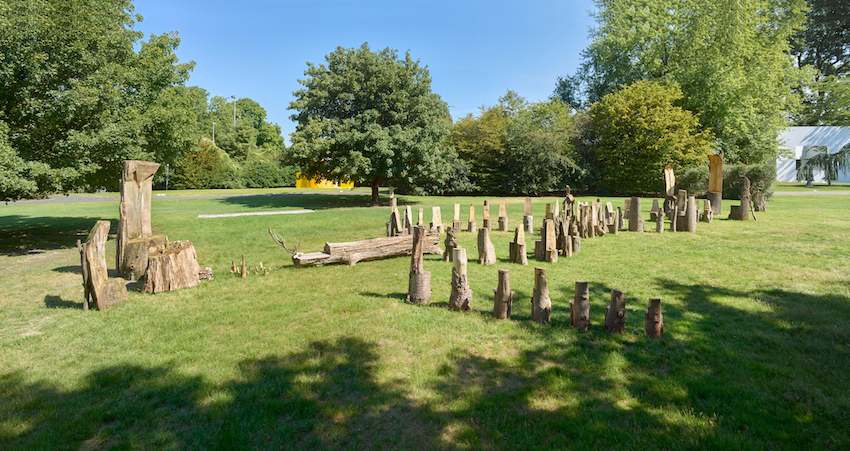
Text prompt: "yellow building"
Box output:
[[295, 173, 354, 189]]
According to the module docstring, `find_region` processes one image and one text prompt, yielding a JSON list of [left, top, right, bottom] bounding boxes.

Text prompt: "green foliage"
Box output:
[[563, 0, 808, 164], [239, 160, 297, 188], [172, 139, 238, 189], [445, 106, 509, 193], [677, 162, 776, 199], [288, 43, 453, 202], [0, 0, 196, 196], [794, 75, 850, 125], [582, 81, 713, 195], [796, 146, 850, 185]]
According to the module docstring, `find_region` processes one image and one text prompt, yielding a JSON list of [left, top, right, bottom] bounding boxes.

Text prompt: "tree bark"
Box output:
[[406, 226, 431, 304], [531, 267, 551, 324], [371, 183, 379, 204], [570, 281, 590, 331], [644, 298, 663, 338], [81, 220, 130, 311], [144, 240, 201, 294], [604, 289, 627, 334], [492, 269, 514, 319], [118, 160, 160, 279]]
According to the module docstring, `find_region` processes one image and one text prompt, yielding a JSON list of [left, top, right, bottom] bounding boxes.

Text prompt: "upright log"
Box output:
[[617, 206, 625, 231], [498, 202, 508, 231], [406, 226, 431, 304], [492, 269, 514, 319], [430, 206, 444, 234], [449, 248, 473, 311], [404, 206, 413, 235], [650, 199, 661, 222], [708, 154, 723, 215], [531, 267, 551, 324], [542, 218, 557, 262], [663, 162, 676, 213], [604, 289, 627, 334], [523, 197, 533, 233], [417, 208, 424, 227], [655, 212, 664, 233], [685, 196, 697, 233], [737, 176, 751, 220], [482, 200, 491, 231], [467, 205, 477, 232], [509, 227, 528, 265], [117, 160, 160, 279], [82, 220, 129, 311], [644, 298, 663, 338], [453, 203, 462, 231], [570, 281, 590, 331], [477, 228, 496, 265], [444, 227, 458, 262], [570, 222, 581, 254], [628, 197, 643, 232], [700, 199, 713, 223], [144, 240, 201, 294]]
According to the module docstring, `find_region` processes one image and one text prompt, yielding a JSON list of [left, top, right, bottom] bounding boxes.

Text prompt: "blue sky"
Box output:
[[134, 0, 597, 143]]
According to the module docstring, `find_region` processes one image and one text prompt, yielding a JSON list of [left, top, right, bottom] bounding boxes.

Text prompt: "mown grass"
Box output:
[[1, 191, 849, 450], [775, 181, 850, 192]]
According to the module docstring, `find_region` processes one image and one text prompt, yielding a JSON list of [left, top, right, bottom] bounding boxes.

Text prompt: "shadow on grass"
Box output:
[[215, 193, 419, 211], [44, 295, 83, 310], [0, 215, 117, 257]]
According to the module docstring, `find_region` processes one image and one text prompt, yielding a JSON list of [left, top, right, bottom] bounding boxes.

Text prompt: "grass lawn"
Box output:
[[1, 191, 848, 450], [775, 181, 850, 192]]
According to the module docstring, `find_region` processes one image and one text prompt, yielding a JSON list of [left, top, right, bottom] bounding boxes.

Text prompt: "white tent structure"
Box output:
[[777, 126, 850, 183]]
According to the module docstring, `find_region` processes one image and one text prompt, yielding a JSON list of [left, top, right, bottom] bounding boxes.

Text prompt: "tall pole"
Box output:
[[231, 95, 237, 128]]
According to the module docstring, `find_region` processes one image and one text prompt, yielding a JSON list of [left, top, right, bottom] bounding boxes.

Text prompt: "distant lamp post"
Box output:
[[212, 121, 215, 143], [231, 95, 237, 127], [166, 164, 170, 191]]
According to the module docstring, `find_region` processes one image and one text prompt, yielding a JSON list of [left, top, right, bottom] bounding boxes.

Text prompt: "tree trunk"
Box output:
[[628, 197, 642, 232], [492, 269, 514, 319], [119, 235, 166, 280], [685, 195, 697, 233], [144, 240, 201, 294], [604, 289, 627, 334], [444, 227, 458, 262], [644, 298, 663, 338], [406, 226, 431, 304], [449, 248, 473, 311], [477, 228, 496, 265], [531, 267, 551, 324], [371, 183, 379, 204], [81, 220, 129, 311], [570, 281, 590, 331], [118, 160, 160, 279], [739, 176, 751, 221], [293, 233, 442, 267]]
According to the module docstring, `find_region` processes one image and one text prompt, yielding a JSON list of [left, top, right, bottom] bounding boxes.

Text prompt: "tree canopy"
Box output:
[[287, 43, 454, 202], [559, 0, 808, 164], [0, 0, 196, 199]]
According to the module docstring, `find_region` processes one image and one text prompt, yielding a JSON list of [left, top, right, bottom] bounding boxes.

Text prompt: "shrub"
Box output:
[[676, 163, 775, 200], [172, 139, 239, 189], [240, 161, 297, 188]]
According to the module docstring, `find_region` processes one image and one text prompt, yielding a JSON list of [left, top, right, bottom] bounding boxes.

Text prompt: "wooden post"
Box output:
[[467, 205, 477, 232], [144, 241, 201, 294], [650, 199, 661, 221], [604, 289, 627, 334], [453, 203, 461, 231], [617, 206, 625, 231], [570, 281, 590, 330], [685, 195, 697, 232], [406, 226, 431, 304], [483, 200, 491, 231], [493, 269, 514, 319], [644, 298, 663, 338], [498, 202, 508, 231], [739, 176, 751, 221], [443, 227, 457, 262], [477, 228, 496, 265], [655, 212, 664, 233], [417, 208, 424, 227], [570, 222, 581, 254], [542, 218, 557, 262], [523, 197, 533, 233], [241, 254, 247, 278], [117, 160, 160, 279], [531, 267, 551, 324], [700, 199, 713, 223], [404, 206, 413, 235], [509, 227, 528, 265], [669, 199, 678, 232], [390, 205, 402, 236], [430, 206, 444, 234], [449, 248, 473, 311], [628, 197, 643, 232], [708, 154, 723, 215], [663, 162, 676, 214]]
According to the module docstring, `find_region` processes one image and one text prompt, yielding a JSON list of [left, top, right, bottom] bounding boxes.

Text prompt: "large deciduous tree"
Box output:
[[287, 43, 454, 203], [559, 0, 808, 164], [0, 0, 195, 199], [582, 81, 712, 194]]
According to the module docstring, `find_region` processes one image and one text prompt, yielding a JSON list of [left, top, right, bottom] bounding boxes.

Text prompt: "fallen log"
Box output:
[[285, 232, 443, 268]]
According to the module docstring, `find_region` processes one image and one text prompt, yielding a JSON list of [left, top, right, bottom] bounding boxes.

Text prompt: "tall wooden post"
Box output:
[[443, 227, 458, 262], [478, 228, 496, 265], [467, 205, 477, 232], [542, 218, 557, 262], [453, 203, 462, 231], [604, 289, 627, 334], [570, 281, 590, 331], [430, 206, 444, 234], [685, 195, 697, 233], [628, 197, 643, 232], [509, 227, 528, 265], [708, 154, 723, 215], [493, 269, 514, 319], [118, 160, 163, 280], [482, 200, 491, 231], [644, 298, 663, 338], [740, 176, 751, 221], [523, 197, 533, 233], [531, 267, 551, 324], [498, 202, 508, 231], [663, 162, 676, 213], [407, 226, 431, 304], [449, 248, 473, 311]]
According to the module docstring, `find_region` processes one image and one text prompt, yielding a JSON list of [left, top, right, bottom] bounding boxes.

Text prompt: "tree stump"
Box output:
[[467, 205, 476, 232], [708, 154, 723, 215], [509, 227, 528, 265], [430, 206, 443, 234], [453, 203, 461, 232], [617, 206, 625, 231], [670, 199, 678, 232], [685, 196, 697, 233], [649, 199, 661, 221], [417, 207, 424, 227], [542, 218, 557, 262], [523, 215, 533, 234], [570, 281, 590, 331], [483, 200, 491, 231], [406, 226, 431, 304], [449, 248, 473, 311], [117, 160, 160, 279], [492, 269, 514, 319], [120, 235, 167, 281], [655, 213, 664, 233], [531, 267, 551, 324], [571, 222, 581, 254], [403, 206, 413, 235], [738, 176, 751, 221], [498, 202, 508, 231], [700, 199, 713, 223], [604, 289, 627, 334], [444, 227, 458, 262], [144, 241, 201, 294], [477, 228, 496, 265], [82, 220, 129, 311], [644, 298, 663, 338]]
